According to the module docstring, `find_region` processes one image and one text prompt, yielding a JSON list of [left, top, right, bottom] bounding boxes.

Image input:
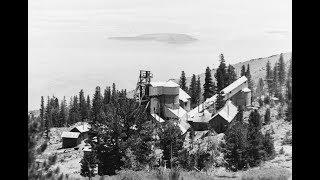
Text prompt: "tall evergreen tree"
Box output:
[[266, 61, 273, 95], [79, 89, 87, 122], [241, 65, 246, 77], [86, 95, 91, 122], [277, 53, 286, 87], [256, 78, 264, 97], [40, 96, 45, 131], [247, 110, 264, 167], [215, 53, 228, 92], [226, 64, 237, 86], [179, 71, 188, 92], [246, 64, 253, 91], [44, 96, 51, 139], [196, 76, 201, 102], [103, 87, 111, 111], [189, 74, 198, 108], [111, 83, 117, 102], [92, 86, 104, 123], [272, 63, 279, 97], [236, 105, 244, 123], [215, 90, 225, 111], [59, 96, 67, 127], [203, 67, 214, 100]]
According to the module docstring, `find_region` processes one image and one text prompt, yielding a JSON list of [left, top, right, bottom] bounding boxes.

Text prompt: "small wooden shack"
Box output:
[[61, 132, 81, 148], [69, 123, 90, 140], [209, 100, 238, 134]]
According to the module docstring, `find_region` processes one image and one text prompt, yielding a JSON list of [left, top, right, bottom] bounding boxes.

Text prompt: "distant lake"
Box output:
[[28, 0, 291, 110]]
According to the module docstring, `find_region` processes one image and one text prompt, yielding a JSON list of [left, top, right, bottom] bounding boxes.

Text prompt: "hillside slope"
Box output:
[[173, 52, 292, 92]]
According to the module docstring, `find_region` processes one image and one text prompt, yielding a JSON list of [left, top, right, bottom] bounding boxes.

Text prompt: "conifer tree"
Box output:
[[272, 63, 279, 97], [241, 65, 246, 77], [256, 78, 264, 97], [203, 67, 214, 100], [215, 54, 228, 92], [111, 83, 117, 103], [103, 87, 111, 113], [86, 95, 91, 122], [44, 96, 51, 139], [215, 91, 225, 111], [189, 74, 198, 108], [247, 110, 264, 167], [262, 131, 275, 160], [79, 89, 87, 122], [40, 96, 45, 131], [246, 64, 253, 91], [224, 121, 248, 171], [59, 96, 67, 127], [196, 76, 201, 102], [277, 53, 286, 87], [80, 151, 97, 179], [92, 86, 104, 123], [266, 61, 273, 95], [236, 105, 244, 123], [179, 71, 188, 92], [264, 108, 271, 125], [226, 64, 237, 86]]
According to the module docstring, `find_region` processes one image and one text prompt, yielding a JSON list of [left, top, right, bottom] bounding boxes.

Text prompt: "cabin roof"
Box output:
[[70, 123, 91, 133], [222, 76, 248, 95], [151, 113, 165, 122], [211, 100, 238, 123], [61, 132, 80, 138], [150, 80, 179, 87], [179, 88, 191, 102]]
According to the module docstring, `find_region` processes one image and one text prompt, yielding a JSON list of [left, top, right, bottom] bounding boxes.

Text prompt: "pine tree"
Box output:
[[79, 89, 87, 122], [214, 53, 228, 92], [272, 64, 279, 97], [59, 96, 67, 127], [86, 95, 91, 122], [215, 91, 225, 111], [40, 96, 45, 131], [203, 67, 214, 100], [92, 86, 104, 124], [266, 61, 273, 95], [246, 64, 253, 91], [196, 76, 201, 102], [287, 58, 292, 81], [236, 105, 244, 123], [264, 108, 271, 125], [111, 83, 117, 103], [189, 74, 198, 108], [44, 96, 51, 139], [256, 78, 264, 97], [226, 64, 237, 86], [247, 110, 264, 167], [179, 71, 188, 92], [103, 87, 111, 113], [224, 121, 249, 171], [277, 53, 286, 88], [262, 131, 275, 160], [80, 151, 97, 179], [241, 65, 246, 77]]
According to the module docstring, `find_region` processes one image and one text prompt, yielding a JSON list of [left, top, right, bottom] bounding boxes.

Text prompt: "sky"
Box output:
[[28, 0, 292, 110]]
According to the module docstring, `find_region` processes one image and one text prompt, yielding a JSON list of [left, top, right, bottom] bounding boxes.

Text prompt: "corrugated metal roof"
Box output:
[[150, 80, 179, 87], [61, 132, 80, 138], [212, 100, 238, 123], [179, 88, 191, 102], [222, 76, 247, 95], [151, 113, 165, 122]]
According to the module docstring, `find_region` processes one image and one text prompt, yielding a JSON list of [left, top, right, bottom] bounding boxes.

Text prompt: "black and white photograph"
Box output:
[[28, 0, 292, 179]]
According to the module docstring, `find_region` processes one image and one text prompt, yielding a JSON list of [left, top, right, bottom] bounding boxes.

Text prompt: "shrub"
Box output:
[[279, 147, 284, 155], [282, 131, 292, 145], [264, 96, 270, 104], [169, 168, 180, 180], [258, 98, 264, 107]]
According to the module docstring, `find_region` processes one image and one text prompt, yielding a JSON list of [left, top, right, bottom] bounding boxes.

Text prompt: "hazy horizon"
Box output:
[[29, 0, 292, 111]]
